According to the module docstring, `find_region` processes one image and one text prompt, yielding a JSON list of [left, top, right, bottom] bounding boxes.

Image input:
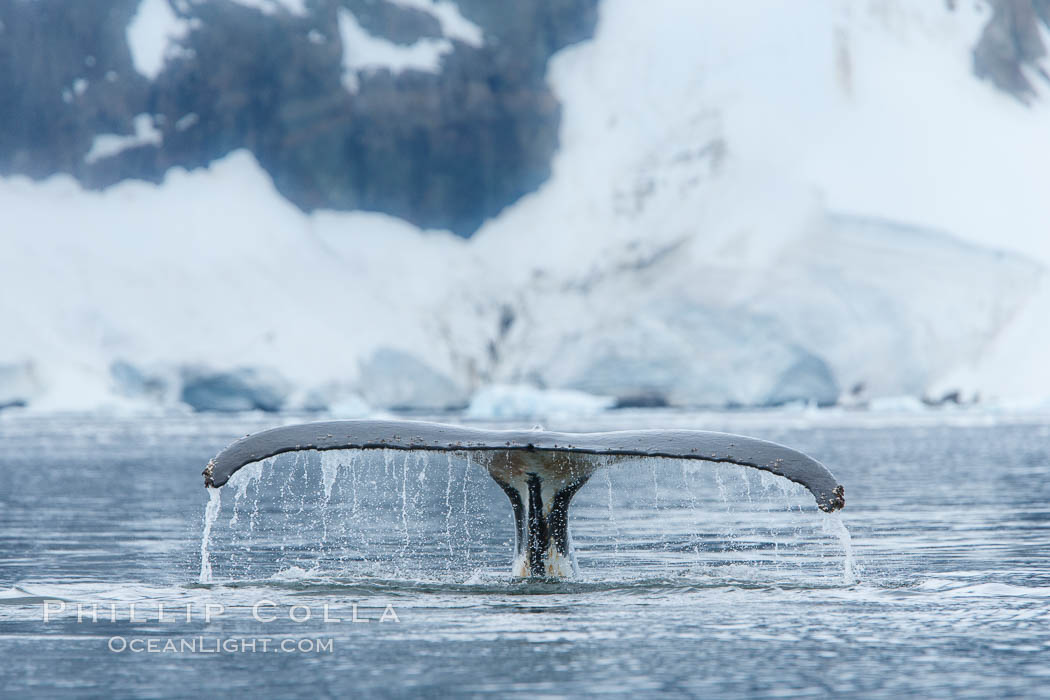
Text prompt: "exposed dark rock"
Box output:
[[180, 366, 291, 412], [972, 0, 1050, 102], [612, 393, 670, 409], [0, 0, 599, 236], [922, 389, 964, 406], [0, 1, 149, 178]]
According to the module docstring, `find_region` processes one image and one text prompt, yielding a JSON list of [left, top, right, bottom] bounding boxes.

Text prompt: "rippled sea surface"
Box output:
[[1, 411, 1049, 698]]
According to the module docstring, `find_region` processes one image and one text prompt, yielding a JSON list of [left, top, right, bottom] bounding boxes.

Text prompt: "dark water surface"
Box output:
[[1, 411, 1048, 698]]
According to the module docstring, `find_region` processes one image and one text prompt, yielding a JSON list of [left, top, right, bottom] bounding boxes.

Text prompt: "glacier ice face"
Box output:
[[525, 304, 839, 408], [0, 145, 1041, 412], [356, 348, 468, 410], [179, 367, 291, 413], [482, 209, 1041, 407], [110, 360, 168, 401]]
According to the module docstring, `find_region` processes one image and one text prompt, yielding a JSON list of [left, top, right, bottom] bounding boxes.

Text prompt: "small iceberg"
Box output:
[[465, 384, 614, 420]]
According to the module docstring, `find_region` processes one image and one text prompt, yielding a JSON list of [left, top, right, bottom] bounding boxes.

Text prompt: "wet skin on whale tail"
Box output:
[[203, 419, 845, 578]]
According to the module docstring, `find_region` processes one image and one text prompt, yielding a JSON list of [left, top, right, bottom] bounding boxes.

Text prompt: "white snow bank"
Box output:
[[388, 0, 484, 47], [126, 0, 191, 81], [225, 0, 308, 16], [465, 385, 613, 421], [84, 114, 163, 164], [337, 8, 453, 93], [0, 150, 472, 411]]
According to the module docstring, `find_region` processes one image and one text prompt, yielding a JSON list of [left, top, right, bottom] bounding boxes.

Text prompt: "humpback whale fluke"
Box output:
[[203, 420, 845, 577]]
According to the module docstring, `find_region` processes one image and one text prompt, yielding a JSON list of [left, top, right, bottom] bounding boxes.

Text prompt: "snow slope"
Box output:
[[126, 0, 192, 80], [3, 0, 1050, 411], [337, 8, 453, 93], [0, 154, 473, 410]]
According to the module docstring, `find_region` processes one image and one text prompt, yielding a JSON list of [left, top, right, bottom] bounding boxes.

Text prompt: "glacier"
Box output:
[[3, 0, 1050, 412]]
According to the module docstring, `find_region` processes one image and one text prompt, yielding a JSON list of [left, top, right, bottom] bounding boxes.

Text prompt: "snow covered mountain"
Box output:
[[1, 0, 597, 236], [2, 0, 1050, 413]]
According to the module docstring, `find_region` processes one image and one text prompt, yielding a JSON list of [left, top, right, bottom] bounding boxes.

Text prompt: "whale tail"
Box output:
[[203, 419, 844, 578], [484, 451, 598, 577]]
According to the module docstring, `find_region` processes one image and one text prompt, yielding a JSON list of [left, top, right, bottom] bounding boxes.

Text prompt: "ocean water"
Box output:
[[1, 411, 1048, 698]]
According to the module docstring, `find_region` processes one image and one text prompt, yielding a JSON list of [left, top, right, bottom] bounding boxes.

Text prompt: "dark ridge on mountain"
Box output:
[[972, 0, 1050, 102], [0, 1, 1042, 236], [0, 0, 598, 236]]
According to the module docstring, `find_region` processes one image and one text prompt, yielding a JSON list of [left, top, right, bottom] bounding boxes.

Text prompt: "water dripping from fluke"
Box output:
[[823, 512, 857, 584], [200, 419, 846, 580], [199, 487, 222, 584]]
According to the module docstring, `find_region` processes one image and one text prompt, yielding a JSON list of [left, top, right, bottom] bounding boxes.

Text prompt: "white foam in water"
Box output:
[[822, 513, 857, 585], [270, 565, 322, 581], [199, 487, 222, 584]]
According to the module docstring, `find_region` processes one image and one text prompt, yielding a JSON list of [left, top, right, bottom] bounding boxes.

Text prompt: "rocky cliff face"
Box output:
[[973, 0, 1050, 102], [1, 1, 1046, 240], [0, 0, 598, 236]]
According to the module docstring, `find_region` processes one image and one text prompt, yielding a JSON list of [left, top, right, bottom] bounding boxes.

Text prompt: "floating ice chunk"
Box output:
[[866, 395, 928, 413], [327, 393, 373, 417], [465, 384, 613, 420]]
